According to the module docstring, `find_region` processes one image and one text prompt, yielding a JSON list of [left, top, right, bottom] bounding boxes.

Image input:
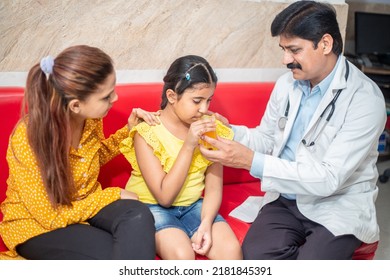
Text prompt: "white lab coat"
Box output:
[[233, 56, 387, 243]]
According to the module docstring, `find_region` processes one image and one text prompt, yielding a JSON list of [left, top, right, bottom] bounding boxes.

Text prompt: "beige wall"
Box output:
[[0, 0, 348, 82]]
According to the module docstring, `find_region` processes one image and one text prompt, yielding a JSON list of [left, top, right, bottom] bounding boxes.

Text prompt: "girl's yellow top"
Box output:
[[119, 118, 234, 206], [0, 119, 126, 259]]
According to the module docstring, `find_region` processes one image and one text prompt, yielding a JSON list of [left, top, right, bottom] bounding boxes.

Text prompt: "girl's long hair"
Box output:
[[21, 45, 113, 207]]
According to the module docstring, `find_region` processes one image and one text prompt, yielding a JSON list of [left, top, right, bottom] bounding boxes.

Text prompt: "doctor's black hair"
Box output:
[[160, 55, 217, 109], [271, 0, 343, 56]]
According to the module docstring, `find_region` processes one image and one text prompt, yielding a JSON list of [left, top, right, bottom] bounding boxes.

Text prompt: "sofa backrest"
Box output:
[[99, 82, 274, 188], [0, 87, 24, 204], [0, 82, 274, 201]]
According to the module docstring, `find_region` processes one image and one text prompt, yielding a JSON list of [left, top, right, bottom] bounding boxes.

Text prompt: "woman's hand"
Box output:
[[128, 108, 160, 129], [120, 189, 139, 200]]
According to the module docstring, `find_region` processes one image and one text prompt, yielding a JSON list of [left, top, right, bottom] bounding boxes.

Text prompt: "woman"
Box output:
[[0, 45, 158, 260]]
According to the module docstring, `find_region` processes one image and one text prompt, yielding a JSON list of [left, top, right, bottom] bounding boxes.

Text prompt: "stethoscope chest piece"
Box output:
[[278, 116, 287, 130]]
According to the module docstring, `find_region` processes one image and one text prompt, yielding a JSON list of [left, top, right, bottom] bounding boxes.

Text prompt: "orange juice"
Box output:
[[199, 115, 217, 150]]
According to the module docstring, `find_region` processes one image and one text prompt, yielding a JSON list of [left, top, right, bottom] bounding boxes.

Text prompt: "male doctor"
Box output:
[[200, 0, 387, 259]]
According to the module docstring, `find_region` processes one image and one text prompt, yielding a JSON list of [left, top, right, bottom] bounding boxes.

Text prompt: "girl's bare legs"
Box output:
[[156, 228, 195, 260], [201, 222, 243, 260]]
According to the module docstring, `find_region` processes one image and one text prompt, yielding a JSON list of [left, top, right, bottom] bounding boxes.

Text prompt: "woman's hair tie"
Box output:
[[40, 55, 54, 75]]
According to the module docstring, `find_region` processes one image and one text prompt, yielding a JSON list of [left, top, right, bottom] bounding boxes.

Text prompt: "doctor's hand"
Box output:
[[199, 136, 254, 171], [205, 111, 231, 127]]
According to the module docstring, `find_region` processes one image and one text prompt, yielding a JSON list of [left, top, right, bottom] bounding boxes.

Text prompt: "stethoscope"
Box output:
[[278, 59, 350, 147]]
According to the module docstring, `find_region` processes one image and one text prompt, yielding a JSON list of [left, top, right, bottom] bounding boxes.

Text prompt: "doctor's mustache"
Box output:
[[287, 63, 302, 70]]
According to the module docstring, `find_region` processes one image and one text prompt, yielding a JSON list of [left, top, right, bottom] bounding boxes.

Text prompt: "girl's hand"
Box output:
[[120, 189, 139, 200], [191, 222, 212, 256], [185, 116, 216, 148], [128, 108, 160, 129]]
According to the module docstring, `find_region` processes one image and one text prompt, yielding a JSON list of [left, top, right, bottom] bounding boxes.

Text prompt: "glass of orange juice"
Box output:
[[199, 115, 217, 150]]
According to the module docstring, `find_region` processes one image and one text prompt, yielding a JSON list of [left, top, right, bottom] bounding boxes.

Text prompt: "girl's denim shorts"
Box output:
[[146, 199, 225, 238]]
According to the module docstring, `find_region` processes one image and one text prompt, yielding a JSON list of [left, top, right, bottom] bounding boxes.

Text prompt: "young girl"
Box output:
[[120, 55, 242, 260], [0, 45, 159, 260]]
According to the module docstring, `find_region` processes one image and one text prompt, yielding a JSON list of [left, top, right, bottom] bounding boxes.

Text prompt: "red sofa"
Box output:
[[0, 82, 378, 259]]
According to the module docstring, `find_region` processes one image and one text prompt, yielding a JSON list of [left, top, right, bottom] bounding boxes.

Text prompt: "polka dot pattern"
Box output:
[[0, 119, 127, 258]]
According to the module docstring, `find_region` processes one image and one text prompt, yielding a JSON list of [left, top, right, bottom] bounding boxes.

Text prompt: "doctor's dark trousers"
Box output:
[[242, 196, 362, 260]]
